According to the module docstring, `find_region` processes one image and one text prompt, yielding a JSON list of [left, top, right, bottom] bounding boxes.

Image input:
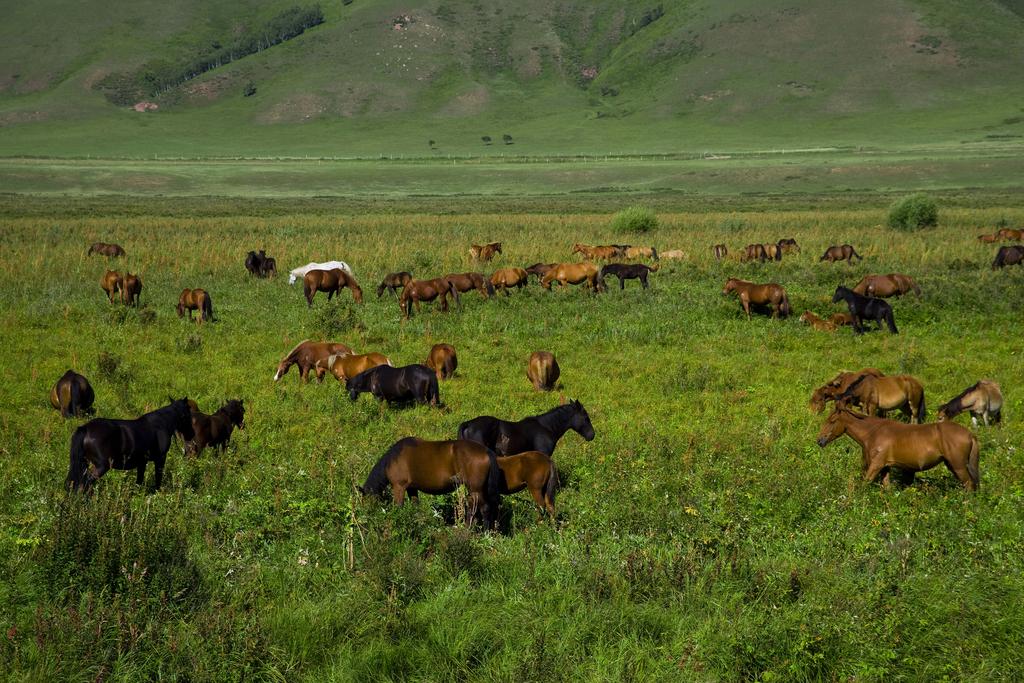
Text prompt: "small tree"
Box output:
[[429, 140, 436, 148], [887, 192, 938, 232], [243, 81, 257, 97], [611, 206, 660, 234], [482, 136, 491, 145], [503, 134, 513, 145]]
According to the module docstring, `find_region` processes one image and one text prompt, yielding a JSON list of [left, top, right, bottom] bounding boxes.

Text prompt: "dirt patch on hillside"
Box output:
[[0, 110, 48, 127], [435, 87, 489, 117], [15, 74, 54, 94], [256, 93, 330, 124]]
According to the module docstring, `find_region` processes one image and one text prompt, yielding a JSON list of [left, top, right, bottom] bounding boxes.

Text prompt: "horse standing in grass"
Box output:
[[469, 242, 502, 262], [425, 343, 458, 380], [303, 268, 363, 306], [820, 245, 863, 264], [289, 261, 353, 285], [176, 288, 214, 322], [376, 272, 412, 299], [88, 243, 126, 258], [101, 270, 123, 304], [50, 370, 94, 418], [245, 251, 264, 276], [121, 273, 142, 307], [398, 278, 461, 319], [808, 368, 886, 414], [713, 244, 728, 260], [457, 400, 595, 457], [993, 245, 1024, 270], [446, 272, 496, 298], [525, 263, 557, 281], [571, 244, 620, 261], [778, 238, 800, 256], [186, 399, 246, 456], [833, 374, 927, 424], [742, 244, 769, 263], [346, 364, 440, 405], [998, 228, 1024, 241], [274, 340, 353, 382], [977, 233, 1000, 244], [937, 380, 1003, 427], [660, 250, 686, 260], [832, 286, 897, 334], [495, 451, 558, 524], [722, 278, 791, 320], [852, 273, 921, 298], [490, 268, 530, 295], [527, 351, 560, 391], [314, 352, 392, 384], [541, 262, 604, 293], [624, 246, 658, 260], [600, 263, 659, 290]]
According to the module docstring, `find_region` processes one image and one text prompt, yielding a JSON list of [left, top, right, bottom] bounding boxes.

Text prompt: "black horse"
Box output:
[[346, 364, 440, 405], [66, 397, 195, 492], [993, 245, 1024, 270], [245, 250, 264, 276], [832, 286, 898, 335], [456, 400, 596, 457], [600, 263, 660, 290], [260, 256, 277, 278]]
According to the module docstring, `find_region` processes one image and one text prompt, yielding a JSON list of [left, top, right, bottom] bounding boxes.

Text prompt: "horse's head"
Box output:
[[569, 400, 596, 441], [352, 284, 364, 303], [376, 282, 387, 298], [571, 244, 583, 255], [274, 355, 288, 381], [174, 397, 197, 441], [831, 287, 846, 303], [226, 399, 246, 428], [175, 301, 186, 317], [722, 279, 736, 295], [816, 409, 846, 447], [808, 388, 829, 414], [936, 404, 950, 422]]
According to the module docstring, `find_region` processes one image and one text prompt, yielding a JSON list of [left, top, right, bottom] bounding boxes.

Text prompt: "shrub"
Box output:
[[887, 192, 938, 231], [611, 206, 660, 234]]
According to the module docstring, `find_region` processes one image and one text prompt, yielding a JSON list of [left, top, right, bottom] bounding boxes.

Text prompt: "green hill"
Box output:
[[2, 0, 1024, 157]]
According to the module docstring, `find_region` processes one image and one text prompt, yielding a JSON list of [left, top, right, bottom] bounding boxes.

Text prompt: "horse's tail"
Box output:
[[427, 372, 441, 406], [447, 280, 462, 308], [967, 434, 981, 491], [917, 387, 927, 423], [651, 247, 659, 261], [543, 457, 558, 515], [304, 278, 313, 304], [886, 308, 899, 334], [911, 278, 921, 296], [203, 292, 214, 321], [69, 379, 82, 418], [67, 427, 89, 492], [456, 421, 468, 441], [852, 247, 863, 260], [485, 448, 502, 529], [780, 292, 791, 318], [443, 353, 456, 380]]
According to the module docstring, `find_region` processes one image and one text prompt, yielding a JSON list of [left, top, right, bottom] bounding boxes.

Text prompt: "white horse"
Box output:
[[288, 261, 353, 285]]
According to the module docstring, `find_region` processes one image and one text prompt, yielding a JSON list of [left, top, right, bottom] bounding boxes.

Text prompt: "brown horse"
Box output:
[[713, 244, 729, 260], [571, 244, 620, 261], [778, 238, 800, 255], [490, 267, 530, 295], [829, 312, 854, 327], [937, 380, 1003, 428], [819, 245, 862, 264], [834, 374, 927, 423], [398, 277, 461, 319], [359, 437, 502, 530], [541, 262, 604, 293], [808, 368, 886, 414], [176, 288, 213, 322], [376, 272, 412, 299], [121, 273, 142, 307], [722, 278, 791, 320], [998, 228, 1024, 241], [470, 242, 502, 262], [817, 407, 980, 491], [304, 268, 363, 307], [88, 242, 126, 257], [314, 352, 392, 384], [763, 244, 783, 261], [852, 273, 921, 298], [524, 263, 557, 281], [977, 233, 1000, 243], [100, 270, 123, 304], [741, 244, 768, 263], [425, 343, 458, 380], [527, 351, 560, 391], [185, 399, 246, 456], [993, 245, 1024, 270], [798, 310, 837, 332], [446, 272, 496, 298], [50, 370, 95, 418], [495, 451, 558, 524], [274, 340, 353, 382], [624, 246, 658, 260]]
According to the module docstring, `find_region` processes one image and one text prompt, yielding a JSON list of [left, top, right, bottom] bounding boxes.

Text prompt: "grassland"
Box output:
[[1, 196, 1023, 681]]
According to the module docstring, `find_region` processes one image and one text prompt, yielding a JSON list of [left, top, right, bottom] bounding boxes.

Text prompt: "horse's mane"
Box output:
[[942, 382, 980, 415], [362, 437, 419, 497], [284, 339, 313, 360], [533, 402, 580, 431], [834, 374, 869, 402], [145, 399, 192, 431]]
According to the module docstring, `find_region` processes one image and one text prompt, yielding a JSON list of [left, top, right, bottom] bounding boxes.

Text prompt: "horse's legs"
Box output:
[[640, 273, 649, 289], [975, 414, 982, 428], [407, 489, 419, 504], [393, 486, 407, 505], [741, 298, 751, 320], [942, 458, 974, 491], [154, 459, 164, 489], [136, 462, 147, 487], [863, 460, 887, 484]]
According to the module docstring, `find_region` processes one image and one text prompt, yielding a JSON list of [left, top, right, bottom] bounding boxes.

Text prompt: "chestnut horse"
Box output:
[[527, 351, 560, 391], [829, 312, 854, 327], [541, 262, 604, 292], [808, 368, 886, 414], [446, 272, 496, 298], [816, 407, 979, 491], [50, 370, 95, 418], [624, 246, 658, 260], [186, 399, 246, 456], [571, 244, 620, 261], [88, 242, 126, 257], [741, 244, 768, 263], [722, 278, 791, 320], [833, 374, 927, 424], [998, 228, 1024, 241], [937, 380, 1003, 427], [425, 343, 458, 380], [798, 310, 836, 332], [304, 268, 363, 307], [121, 273, 142, 307], [993, 245, 1024, 270], [359, 437, 502, 530], [398, 278, 461, 319], [274, 340, 353, 382], [977, 233, 1000, 243], [176, 288, 213, 322], [819, 245, 862, 264], [100, 270, 123, 304], [469, 242, 502, 262], [495, 451, 558, 524], [852, 273, 921, 298], [314, 352, 392, 384], [376, 272, 412, 299], [490, 267, 530, 295]]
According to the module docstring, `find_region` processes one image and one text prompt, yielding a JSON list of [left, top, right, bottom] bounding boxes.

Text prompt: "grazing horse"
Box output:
[[121, 273, 142, 307], [376, 272, 412, 299], [457, 400, 596, 457], [274, 340, 353, 382], [713, 244, 729, 260], [778, 238, 800, 255], [304, 268, 363, 306], [834, 374, 927, 424], [446, 272, 496, 298], [525, 263, 557, 281], [624, 246, 658, 260], [347, 364, 440, 405], [245, 251, 264, 276], [819, 245, 863, 264], [490, 267, 530, 295], [314, 352, 392, 384], [176, 288, 214, 322], [798, 310, 837, 332], [809, 368, 886, 414], [571, 244, 620, 261], [66, 397, 195, 492], [398, 278, 461, 319], [425, 343, 458, 380], [470, 242, 502, 262], [660, 249, 686, 260], [937, 380, 1003, 427], [829, 312, 854, 327], [852, 273, 921, 298], [186, 399, 246, 456], [832, 286, 897, 334], [993, 245, 1024, 270], [527, 351, 560, 391], [977, 233, 1000, 244], [50, 370, 95, 418], [495, 451, 558, 524], [540, 262, 604, 293], [998, 228, 1024, 241], [359, 437, 501, 530], [741, 244, 768, 263], [763, 244, 783, 261], [100, 270, 123, 304], [289, 261, 353, 285], [600, 263, 659, 290], [88, 242, 126, 258], [816, 407, 980, 491], [722, 278, 791, 320]]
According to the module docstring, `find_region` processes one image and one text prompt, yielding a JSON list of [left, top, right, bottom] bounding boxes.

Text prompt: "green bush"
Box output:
[[887, 192, 938, 231], [611, 206, 660, 234]]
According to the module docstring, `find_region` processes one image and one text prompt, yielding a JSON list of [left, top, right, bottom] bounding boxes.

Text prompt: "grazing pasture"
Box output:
[[1, 198, 1023, 681]]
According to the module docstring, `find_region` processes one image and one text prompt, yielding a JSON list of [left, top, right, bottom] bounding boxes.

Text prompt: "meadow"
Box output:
[[1, 196, 1024, 681]]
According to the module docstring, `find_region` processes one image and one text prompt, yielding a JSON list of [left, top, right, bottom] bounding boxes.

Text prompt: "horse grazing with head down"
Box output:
[[833, 374, 927, 424], [624, 246, 658, 260], [121, 273, 142, 307], [101, 270, 123, 304], [808, 368, 886, 414], [245, 251, 264, 276], [993, 245, 1024, 270], [376, 272, 412, 299], [571, 244, 620, 261], [998, 228, 1024, 241], [741, 244, 769, 263], [938, 380, 1003, 428], [490, 268, 530, 295], [778, 238, 800, 256], [88, 242, 126, 258], [525, 263, 557, 281], [289, 261, 352, 285], [186, 399, 246, 456], [977, 233, 1000, 244], [304, 268, 363, 306], [852, 273, 921, 298], [541, 262, 604, 293], [314, 352, 392, 384], [347, 364, 440, 405], [832, 286, 897, 334], [601, 263, 659, 290], [722, 278, 791, 320], [819, 245, 863, 264], [50, 370, 95, 418], [425, 343, 458, 380], [457, 399, 595, 457], [527, 351, 560, 391], [176, 288, 214, 322], [446, 272, 496, 298], [274, 340, 353, 382], [398, 278, 461, 319]]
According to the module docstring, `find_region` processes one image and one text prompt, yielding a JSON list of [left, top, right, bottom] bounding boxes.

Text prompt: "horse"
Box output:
[[495, 451, 558, 524], [600, 263, 659, 290], [359, 437, 501, 530], [808, 368, 886, 414], [66, 397, 195, 492], [100, 270, 123, 304], [274, 340, 353, 382], [832, 286, 897, 334], [660, 249, 686, 260], [998, 228, 1024, 241], [829, 312, 854, 327], [993, 245, 1024, 270], [176, 288, 214, 322], [819, 245, 863, 264], [778, 238, 800, 256], [833, 374, 927, 423], [288, 261, 353, 285], [722, 278, 791, 320], [741, 244, 768, 263], [571, 244, 619, 261], [798, 310, 837, 332], [977, 233, 1000, 243], [425, 343, 458, 380], [540, 262, 604, 293], [304, 268, 363, 306], [121, 273, 142, 307], [398, 278, 461, 319], [457, 399, 595, 457], [346, 364, 440, 405], [376, 272, 412, 299], [470, 242, 502, 262], [852, 273, 921, 298], [624, 246, 658, 260], [260, 256, 277, 278], [527, 351, 560, 391], [446, 272, 496, 298], [88, 242, 126, 258], [937, 380, 1003, 428], [186, 399, 246, 456], [816, 407, 980, 491], [763, 244, 783, 261], [245, 251, 264, 276], [50, 370, 94, 418], [490, 267, 530, 295], [525, 263, 557, 281], [713, 244, 728, 260], [314, 352, 392, 384]]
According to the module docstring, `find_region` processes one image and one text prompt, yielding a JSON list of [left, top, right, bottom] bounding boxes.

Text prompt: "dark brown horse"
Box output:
[[722, 278, 791, 320], [446, 272, 496, 298], [121, 273, 142, 307], [186, 399, 246, 456], [809, 368, 886, 414], [600, 263, 659, 290], [937, 380, 1003, 428], [100, 270, 123, 304], [245, 250, 264, 276], [359, 437, 502, 529], [525, 263, 557, 281], [834, 374, 927, 424], [817, 407, 979, 491], [541, 262, 604, 292], [852, 273, 921, 298], [470, 242, 502, 262], [425, 343, 458, 380], [495, 451, 558, 524], [176, 288, 213, 322], [819, 245, 863, 264], [993, 245, 1024, 270], [527, 351, 560, 391], [88, 242, 126, 257], [304, 268, 363, 306], [778, 238, 800, 255], [260, 256, 277, 278], [314, 352, 392, 384], [490, 267, 530, 295], [50, 370, 94, 418], [376, 272, 413, 299], [274, 340, 353, 382], [398, 278, 461, 319]]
